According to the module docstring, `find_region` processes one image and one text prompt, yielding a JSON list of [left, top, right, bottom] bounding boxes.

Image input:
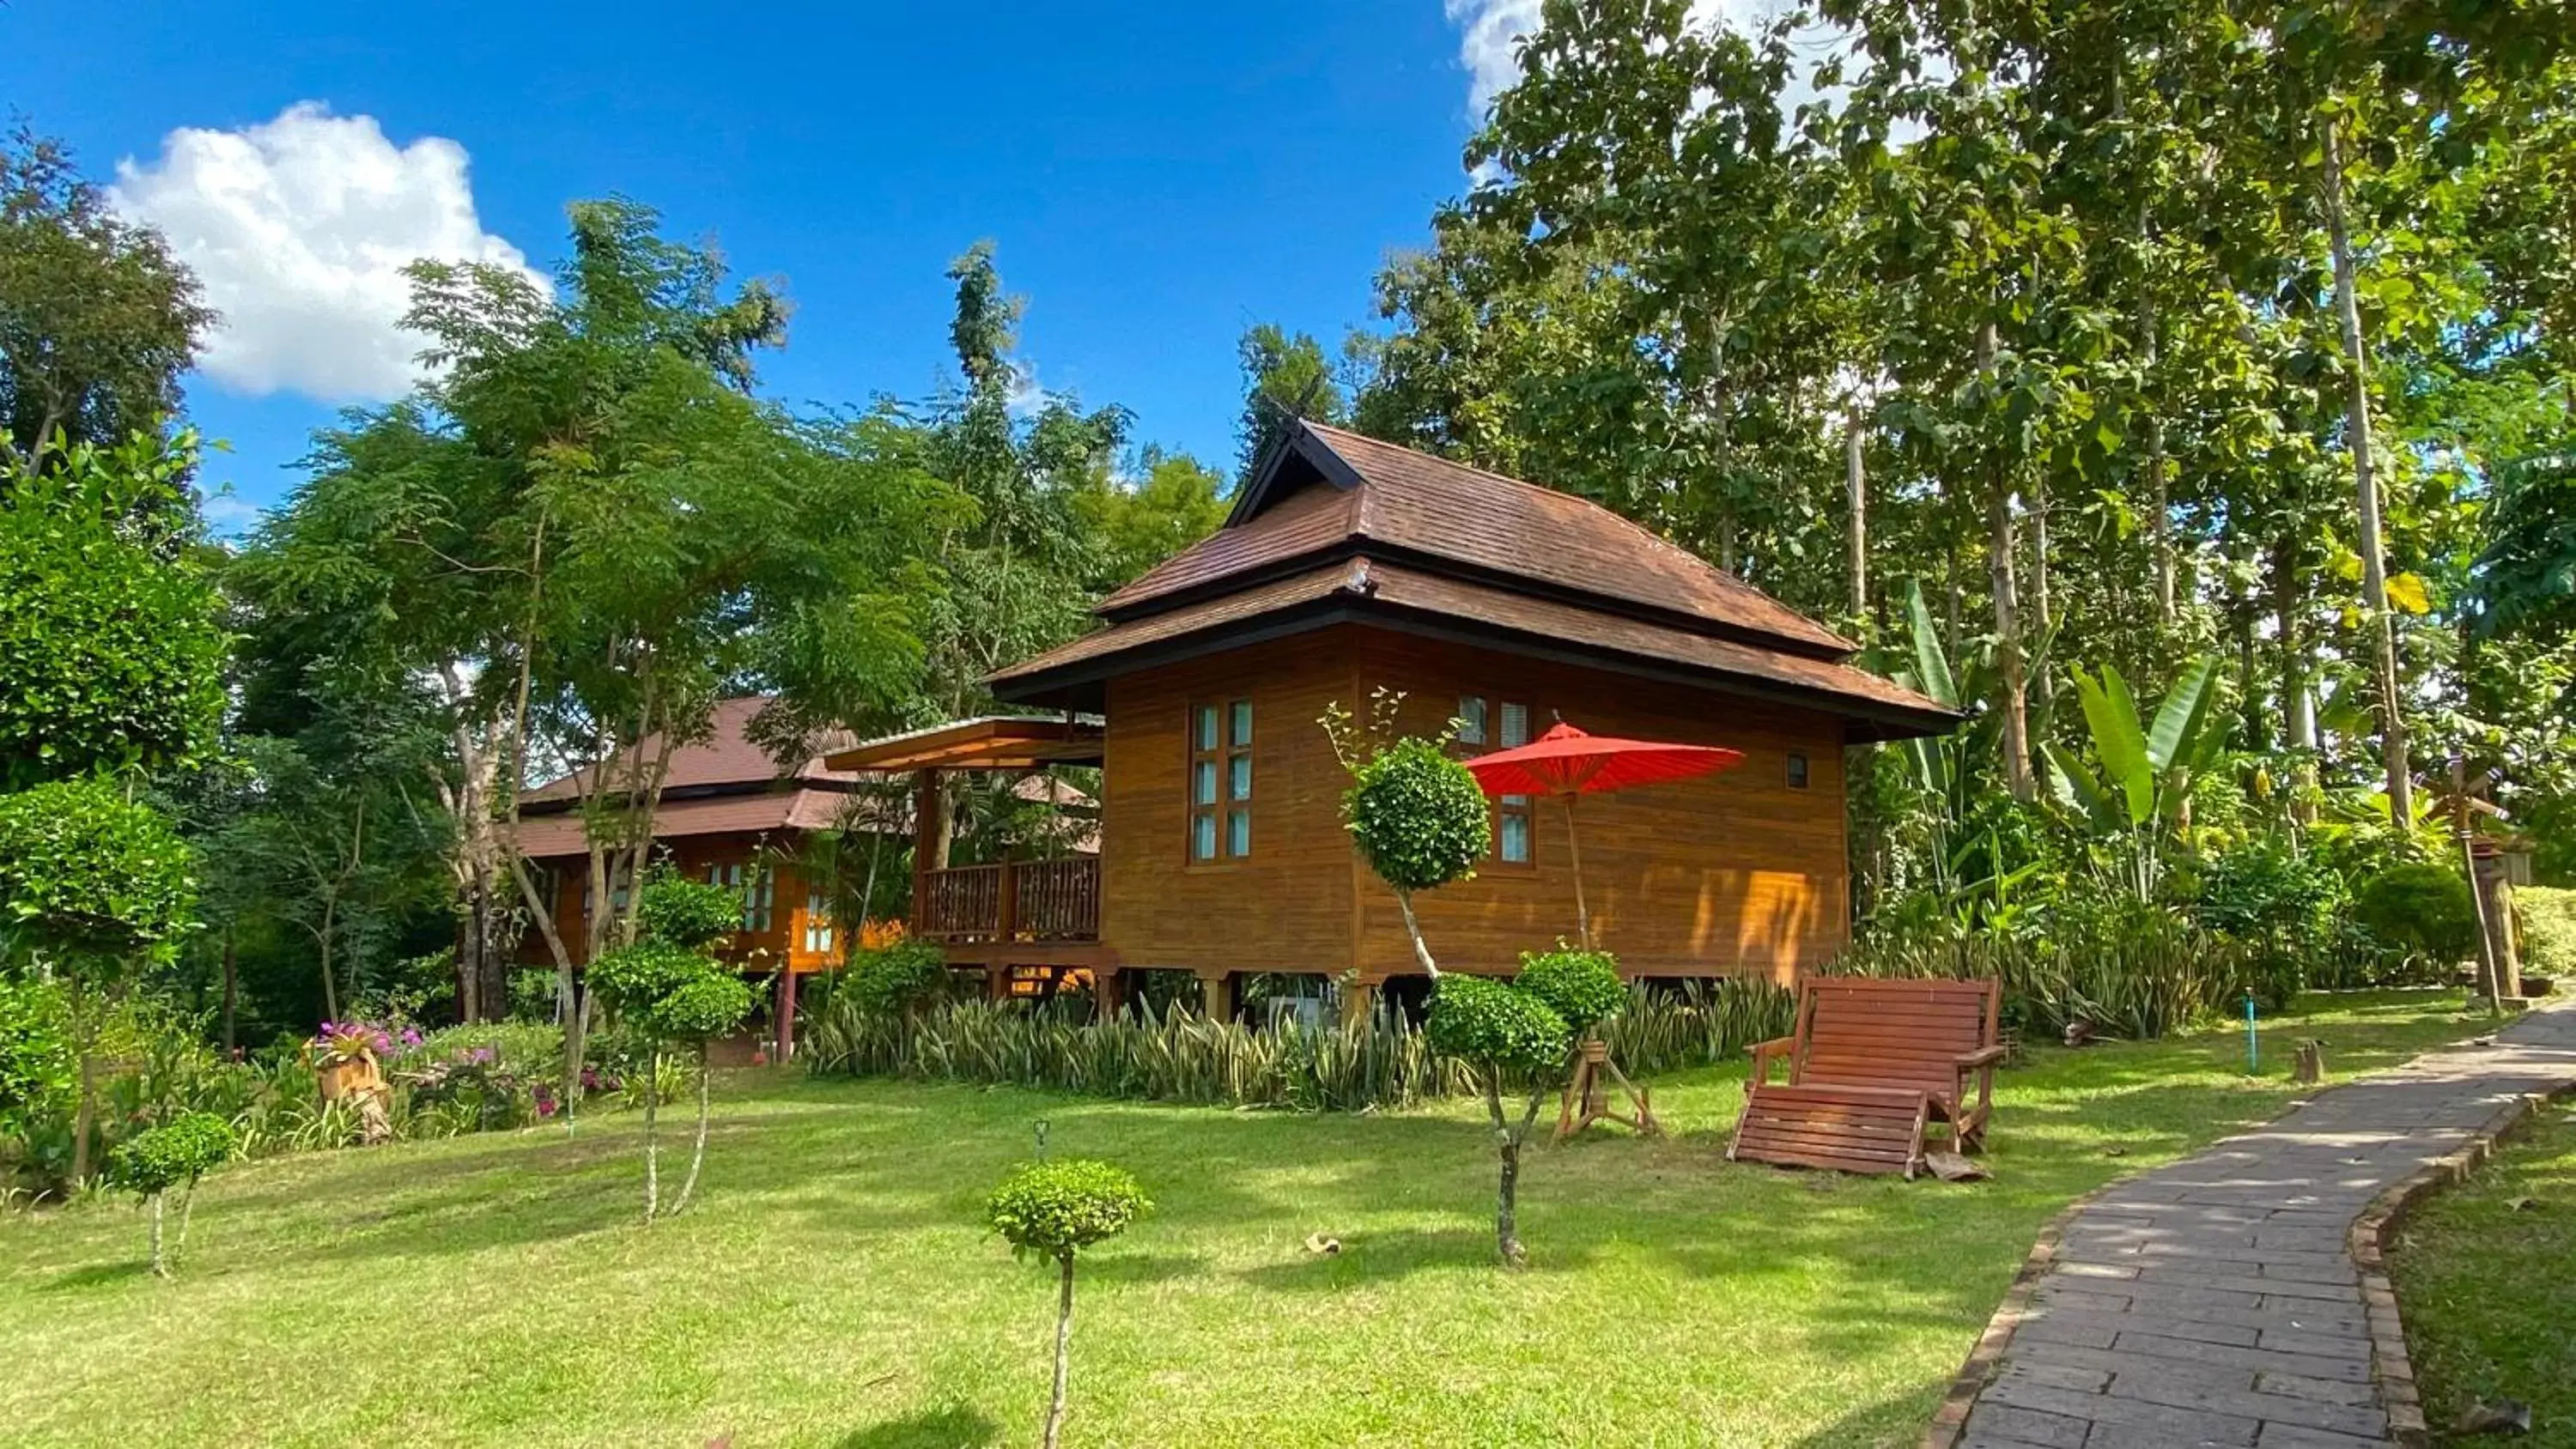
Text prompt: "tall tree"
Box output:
[[0, 126, 212, 477]]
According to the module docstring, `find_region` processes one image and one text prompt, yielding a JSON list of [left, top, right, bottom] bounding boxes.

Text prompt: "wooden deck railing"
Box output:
[[914, 857, 1099, 943]]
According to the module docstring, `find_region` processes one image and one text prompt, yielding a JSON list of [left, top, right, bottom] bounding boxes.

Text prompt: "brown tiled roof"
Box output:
[[513, 788, 863, 858], [513, 774, 1097, 858], [522, 696, 857, 805], [994, 556, 1952, 737], [1101, 421, 1853, 658]]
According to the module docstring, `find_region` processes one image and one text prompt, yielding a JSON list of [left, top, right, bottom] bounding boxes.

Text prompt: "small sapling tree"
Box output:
[[108, 1110, 234, 1276], [987, 1159, 1151, 1449], [589, 869, 755, 1222], [0, 778, 197, 1185], [1323, 692, 1489, 979], [1425, 948, 1625, 1267]]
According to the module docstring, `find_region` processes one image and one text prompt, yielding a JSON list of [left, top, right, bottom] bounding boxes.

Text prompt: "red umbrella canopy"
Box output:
[[1460, 721, 1744, 799]]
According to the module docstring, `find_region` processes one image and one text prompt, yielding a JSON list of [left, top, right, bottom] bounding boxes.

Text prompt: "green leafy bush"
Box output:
[[108, 1110, 234, 1197], [107, 1109, 233, 1276], [844, 938, 951, 1016], [1343, 737, 1490, 894], [1425, 973, 1572, 1079], [0, 977, 72, 1132], [987, 1158, 1152, 1261], [0, 431, 227, 792], [2354, 863, 2480, 969], [0, 778, 197, 964], [1513, 948, 1625, 1033], [2520, 887, 2576, 981], [654, 973, 756, 1040], [637, 870, 744, 950], [588, 942, 713, 1022]]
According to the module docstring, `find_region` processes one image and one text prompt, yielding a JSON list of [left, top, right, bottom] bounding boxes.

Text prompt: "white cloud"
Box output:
[[1445, 0, 1812, 123], [199, 491, 262, 539], [110, 103, 543, 403]]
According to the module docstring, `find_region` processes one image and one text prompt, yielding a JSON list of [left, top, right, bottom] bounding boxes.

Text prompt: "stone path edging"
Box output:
[[2345, 1082, 2575, 1447], [1924, 1002, 2576, 1449]]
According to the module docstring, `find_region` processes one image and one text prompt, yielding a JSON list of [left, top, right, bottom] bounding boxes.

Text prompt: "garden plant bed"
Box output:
[[0, 991, 2496, 1448]]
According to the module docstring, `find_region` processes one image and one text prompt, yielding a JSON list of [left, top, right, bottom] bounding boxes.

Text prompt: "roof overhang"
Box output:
[[825, 715, 1105, 772], [991, 565, 1960, 743]]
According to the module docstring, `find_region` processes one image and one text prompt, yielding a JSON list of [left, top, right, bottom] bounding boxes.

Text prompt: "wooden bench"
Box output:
[[1728, 977, 2005, 1179]]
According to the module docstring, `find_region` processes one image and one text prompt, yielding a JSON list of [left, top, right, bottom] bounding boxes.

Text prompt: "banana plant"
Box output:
[[2044, 657, 2221, 896]]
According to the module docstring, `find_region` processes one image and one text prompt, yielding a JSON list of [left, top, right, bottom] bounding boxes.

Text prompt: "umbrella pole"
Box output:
[[1562, 792, 1590, 950]]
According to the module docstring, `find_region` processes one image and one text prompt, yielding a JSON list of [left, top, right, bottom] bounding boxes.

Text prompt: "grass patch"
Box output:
[[0, 990, 2490, 1448], [2388, 1095, 2576, 1446]]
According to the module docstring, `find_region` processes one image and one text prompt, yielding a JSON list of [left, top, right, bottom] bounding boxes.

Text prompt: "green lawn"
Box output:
[[2388, 1095, 2576, 1447], [0, 991, 2493, 1449]]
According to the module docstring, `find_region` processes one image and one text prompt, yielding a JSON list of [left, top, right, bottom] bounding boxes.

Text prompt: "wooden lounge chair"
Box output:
[[1728, 976, 2005, 1179]]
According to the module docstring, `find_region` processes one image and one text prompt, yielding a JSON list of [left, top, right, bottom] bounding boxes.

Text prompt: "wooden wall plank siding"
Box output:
[[1348, 632, 1849, 984], [517, 829, 843, 975], [1091, 622, 1850, 985], [1099, 631, 1363, 977]]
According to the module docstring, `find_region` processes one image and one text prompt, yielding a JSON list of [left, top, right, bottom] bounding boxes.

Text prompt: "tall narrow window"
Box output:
[[1786, 751, 1811, 790], [706, 861, 770, 931], [802, 886, 835, 955], [1496, 702, 1534, 864], [1188, 700, 1252, 861], [1455, 695, 1489, 746]]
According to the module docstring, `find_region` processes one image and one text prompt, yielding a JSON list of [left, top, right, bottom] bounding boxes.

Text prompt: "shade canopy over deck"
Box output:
[[825, 714, 1104, 773]]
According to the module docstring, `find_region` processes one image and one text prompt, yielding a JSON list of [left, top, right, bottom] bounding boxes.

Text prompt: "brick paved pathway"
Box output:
[[1953, 1002, 2576, 1449]]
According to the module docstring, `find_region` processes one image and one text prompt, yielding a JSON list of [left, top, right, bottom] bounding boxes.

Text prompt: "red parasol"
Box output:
[[1461, 721, 1744, 949]]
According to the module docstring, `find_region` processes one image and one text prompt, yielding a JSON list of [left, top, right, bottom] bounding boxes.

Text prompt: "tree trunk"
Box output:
[[671, 1046, 713, 1216], [641, 1044, 660, 1223], [220, 926, 238, 1058], [70, 1048, 97, 1187], [319, 896, 339, 1025], [1845, 413, 1868, 620], [2323, 117, 2413, 824], [149, 1191, 167, 1277], [1045, 1252, 1076, 1449], [1989, 486, 2034, 802], [1976, 320, 2033, 801], [1392, 890, 1440, 979], [176, 1179, 198, 1265]]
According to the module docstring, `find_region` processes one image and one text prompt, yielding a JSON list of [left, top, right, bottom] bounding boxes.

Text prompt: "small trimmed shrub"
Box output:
[[987, 1158, 1151, 1449], [1423, 954, 1625, 1268], [108, 1110, 232, 1276], [2354, 863, 2480, 973], [1340, 735, 1489, 977], [590, 941, 755, 1222], [1514, 948, 1625, 1034], [844, 937, 951, 1016], [636, 870, 744, 951], [2516, 887, 2576, 983]]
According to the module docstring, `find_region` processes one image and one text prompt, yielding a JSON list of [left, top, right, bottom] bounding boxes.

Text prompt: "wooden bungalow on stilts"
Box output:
[[831, 420, 1958, 1021]]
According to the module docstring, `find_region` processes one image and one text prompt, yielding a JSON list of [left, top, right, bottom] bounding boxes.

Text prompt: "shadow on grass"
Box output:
[[832, 1404, 999, 1449], [39, 1260, 150, 1293]]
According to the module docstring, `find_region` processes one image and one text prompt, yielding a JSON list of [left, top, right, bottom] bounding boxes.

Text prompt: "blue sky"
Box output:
[[11, 1, 1552, 530]]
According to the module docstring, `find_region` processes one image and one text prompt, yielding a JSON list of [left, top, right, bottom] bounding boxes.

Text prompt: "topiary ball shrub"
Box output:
[[1425, 973, 1572, 1081], [586, 941, 712, 1019], [109, 1110, 234, 1276], [2354, 862, 2480, 971], [1344, 737, 1490, 894], [109, 1111, 234, 1199], [987, 1157, 1153, 1262], [987, 1157, 1151, 1449], [636, 870, 745, 950], [653, 972, 756, 1042], [845, 938, 951, 1016], [1514, 948, 1625, 1034], [0, 778, 197, 964]]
